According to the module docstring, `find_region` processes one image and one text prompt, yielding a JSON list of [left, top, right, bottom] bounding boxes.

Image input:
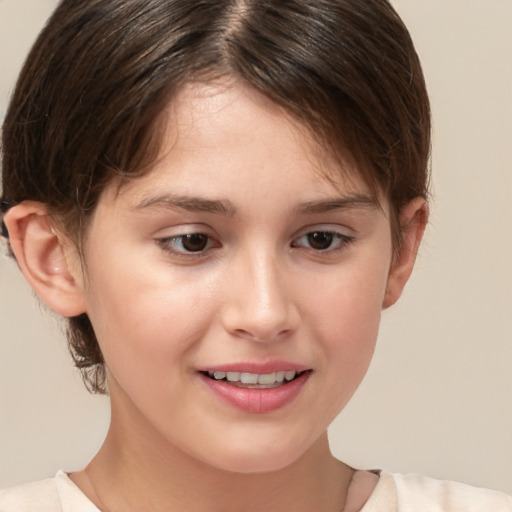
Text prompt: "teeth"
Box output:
[[258, 372, 276, 385], [208, 370, 298, 386], [240, 373, 258, 384]]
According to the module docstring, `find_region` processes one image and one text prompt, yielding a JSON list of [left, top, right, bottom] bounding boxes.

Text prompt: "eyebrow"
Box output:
[[134, 194, 237, 216], [133, 192, 377, 217], [296, 194, 377, 214]]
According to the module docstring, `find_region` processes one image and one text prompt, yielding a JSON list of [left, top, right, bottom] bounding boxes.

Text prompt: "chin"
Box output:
[[215, 454, 299, 475], [198, 435, 312, 475], [246, 456, 297, 474]]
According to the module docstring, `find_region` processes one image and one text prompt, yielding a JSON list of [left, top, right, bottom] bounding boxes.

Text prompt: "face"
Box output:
[[77, 79, 395, 473]]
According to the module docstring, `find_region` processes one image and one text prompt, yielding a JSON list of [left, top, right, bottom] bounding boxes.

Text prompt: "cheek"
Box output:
[[304, 258, 389, 404], [83, 260, 218, 375], [307, 258, 388, 345], [84, 270, 220, 425], [317, 287, 381, 379]]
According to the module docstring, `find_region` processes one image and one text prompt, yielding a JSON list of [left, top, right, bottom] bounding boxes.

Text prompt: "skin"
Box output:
[[5, 78, 426, 512]]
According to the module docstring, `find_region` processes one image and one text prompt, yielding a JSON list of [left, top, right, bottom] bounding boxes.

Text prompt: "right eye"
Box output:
[[156, 233, 219, 255]]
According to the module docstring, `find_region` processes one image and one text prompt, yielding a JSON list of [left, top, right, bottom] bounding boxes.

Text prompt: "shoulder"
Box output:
[[367, 471, 512, 512], [0, 477, 61, 512], [0, 471, 98, 512]]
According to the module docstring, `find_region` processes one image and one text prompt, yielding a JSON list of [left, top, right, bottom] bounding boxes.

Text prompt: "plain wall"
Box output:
[[1, 0, 511, 494]]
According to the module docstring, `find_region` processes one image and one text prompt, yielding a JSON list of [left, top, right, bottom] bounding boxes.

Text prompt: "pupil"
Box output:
[[182, 234, 208, 252], [308, 232, 333, 250]]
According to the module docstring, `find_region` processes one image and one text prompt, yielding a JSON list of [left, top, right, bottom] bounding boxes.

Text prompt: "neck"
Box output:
[[74, 421, 353, 512]]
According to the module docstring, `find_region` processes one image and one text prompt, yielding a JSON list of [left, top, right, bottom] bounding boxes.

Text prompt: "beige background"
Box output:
[[1, 0, 511, 494]]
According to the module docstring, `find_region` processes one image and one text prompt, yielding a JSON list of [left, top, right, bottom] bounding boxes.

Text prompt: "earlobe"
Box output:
[[382, 197, 428, 309], [4, 201, 87, 317]]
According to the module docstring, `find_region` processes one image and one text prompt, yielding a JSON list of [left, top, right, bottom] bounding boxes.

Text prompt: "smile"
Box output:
[[206, 370, 300, 388], [199, 367, 311, 413]]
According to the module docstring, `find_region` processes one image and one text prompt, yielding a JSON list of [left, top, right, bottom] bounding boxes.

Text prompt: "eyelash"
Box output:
[[155, 230, 355, 259], [156, 233, 219, 259], [291, 231, 355, 254]]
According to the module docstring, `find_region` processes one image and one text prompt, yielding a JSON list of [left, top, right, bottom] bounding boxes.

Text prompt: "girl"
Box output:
[[1, 1, 511, 510]]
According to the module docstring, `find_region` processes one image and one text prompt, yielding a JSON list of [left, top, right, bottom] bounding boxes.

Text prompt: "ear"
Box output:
[[382, 197, 428, 309], [4, 201, 87, 317]]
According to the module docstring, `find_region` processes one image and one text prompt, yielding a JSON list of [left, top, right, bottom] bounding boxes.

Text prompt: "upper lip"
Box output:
[[198, 361, 310, 374]]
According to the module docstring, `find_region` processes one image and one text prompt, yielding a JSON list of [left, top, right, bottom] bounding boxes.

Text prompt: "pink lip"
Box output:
[[199, 366, 311, 414], [198, 360, 309, 374]]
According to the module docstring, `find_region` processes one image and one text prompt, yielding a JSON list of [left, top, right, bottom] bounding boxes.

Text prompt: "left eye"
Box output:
[[292, 231, 352, 251], [157, 233, 215, 254]]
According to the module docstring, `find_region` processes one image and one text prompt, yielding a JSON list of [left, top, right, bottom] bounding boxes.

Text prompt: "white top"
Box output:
[[1, 470, 511, 511]]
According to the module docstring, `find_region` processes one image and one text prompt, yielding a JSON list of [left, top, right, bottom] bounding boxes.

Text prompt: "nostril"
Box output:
[[235, 329, 264, 342], [232, 327, 293, 343]]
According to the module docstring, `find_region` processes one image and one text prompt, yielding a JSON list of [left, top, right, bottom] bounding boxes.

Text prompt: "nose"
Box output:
[[220, 249, 299, 343]]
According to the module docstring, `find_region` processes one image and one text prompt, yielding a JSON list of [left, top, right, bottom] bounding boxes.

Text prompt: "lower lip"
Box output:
[[200, 372, 310, 413]]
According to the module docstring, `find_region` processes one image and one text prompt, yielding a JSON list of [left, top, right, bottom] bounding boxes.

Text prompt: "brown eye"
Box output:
[[292, 230, 354, 253], [157, 233, 216, 255], [306, 232, 334, 250], [181, 233, 209, 252]]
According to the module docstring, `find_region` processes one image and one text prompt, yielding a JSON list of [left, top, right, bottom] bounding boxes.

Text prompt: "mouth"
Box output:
[[201, 370, 309, 389], [198, 363, 312, 413]]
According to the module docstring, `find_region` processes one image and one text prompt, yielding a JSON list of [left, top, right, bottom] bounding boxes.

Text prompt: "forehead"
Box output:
[[106, 78, 380, 212]]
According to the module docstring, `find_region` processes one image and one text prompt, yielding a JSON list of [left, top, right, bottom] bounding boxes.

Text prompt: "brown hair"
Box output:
[[1, 0, 430, 393]]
